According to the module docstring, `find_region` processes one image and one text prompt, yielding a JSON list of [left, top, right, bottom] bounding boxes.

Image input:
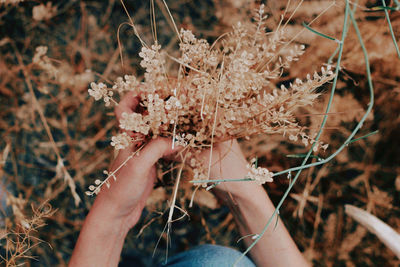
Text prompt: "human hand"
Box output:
[[91, 92, 179, 231], [197, 139, 264, 202], [69, 92, 182, 267]]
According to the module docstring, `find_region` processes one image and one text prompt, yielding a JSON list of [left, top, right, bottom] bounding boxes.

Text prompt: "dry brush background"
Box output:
[[0, 0, 399, 266]]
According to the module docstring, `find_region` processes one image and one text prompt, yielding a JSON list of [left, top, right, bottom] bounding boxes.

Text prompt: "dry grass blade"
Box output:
[[345, 204, 400, 259], [1, 0, 399, 265], [13, 45, 81, 207]]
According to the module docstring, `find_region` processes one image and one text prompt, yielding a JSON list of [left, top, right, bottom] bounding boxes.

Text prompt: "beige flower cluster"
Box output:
[[88, 82, 114, 106], [33, 46, 93, 92], [112, 75, 139, 94], [33, 46, 57, 76], [110, 132, 132, 150], [246, 158, 274, 185], [32, 2, 57, 21], [88, 4, 335, 191], [0, 0, 24, 5]]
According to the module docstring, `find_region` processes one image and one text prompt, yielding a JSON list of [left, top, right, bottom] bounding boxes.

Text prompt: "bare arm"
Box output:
[[70, 91, 309, 266], [204, 140, 310, 267], [69, 92, 179, 267], [68, 196, 130, 267]]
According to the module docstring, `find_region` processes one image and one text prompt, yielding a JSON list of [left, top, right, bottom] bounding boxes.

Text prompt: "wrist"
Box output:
[[231, 183, 270, 204], [89, 196, 135, 235], [70, 202, 129, 267]]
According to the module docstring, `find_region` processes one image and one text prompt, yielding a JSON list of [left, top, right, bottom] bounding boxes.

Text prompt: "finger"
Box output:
[[135, 138, 182, 171], [115, 91, 141, 122]]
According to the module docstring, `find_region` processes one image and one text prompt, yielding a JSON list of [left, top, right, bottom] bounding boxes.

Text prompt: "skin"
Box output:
[[69, 92, 310, 267]]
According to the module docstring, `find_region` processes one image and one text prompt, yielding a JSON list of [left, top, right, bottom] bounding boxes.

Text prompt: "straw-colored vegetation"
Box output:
[[0, 0, 399, 266]]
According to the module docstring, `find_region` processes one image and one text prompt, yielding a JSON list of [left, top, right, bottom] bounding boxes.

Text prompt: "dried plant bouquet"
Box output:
[[86, 4, 334, 196]]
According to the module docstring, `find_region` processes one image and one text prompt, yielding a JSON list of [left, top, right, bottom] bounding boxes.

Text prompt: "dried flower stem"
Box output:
[[119, 0, 146, 47], [167, 154, 187, 224], [257, 0, 336, 72], [207, 59, 224, 180], [164, 153, 188, 260], [13, 44, 81, 206], [86, 144, 145, 196], [381, 0, 400, 59]]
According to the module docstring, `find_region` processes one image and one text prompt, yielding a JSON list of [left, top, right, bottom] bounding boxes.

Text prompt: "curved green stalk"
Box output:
[[381, 0, 400, 59], [234, 1, 376, 265], [347, 130, 378, 144], [234, 1, 352, 265], [302, 22, 339, 42]]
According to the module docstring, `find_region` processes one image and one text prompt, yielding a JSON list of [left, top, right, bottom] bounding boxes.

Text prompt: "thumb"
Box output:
[[135, 137, 182, 171]]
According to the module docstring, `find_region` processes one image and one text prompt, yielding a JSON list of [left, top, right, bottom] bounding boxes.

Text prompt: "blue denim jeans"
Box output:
[[160, 244, 256, 267]]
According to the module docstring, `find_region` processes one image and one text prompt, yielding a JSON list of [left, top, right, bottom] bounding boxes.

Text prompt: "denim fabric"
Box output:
[[160, 244, 256, 267]]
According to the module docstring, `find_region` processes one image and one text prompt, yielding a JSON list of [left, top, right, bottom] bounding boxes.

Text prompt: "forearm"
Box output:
[[208, 140, 309, 266], [69, 200, 131, 267], [232, 186, 310, 267]]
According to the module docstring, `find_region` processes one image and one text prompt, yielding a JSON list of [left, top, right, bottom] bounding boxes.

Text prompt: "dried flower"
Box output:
[[246, 160, 274, 185], [112, 75, 139, 94], [88, 82, 114, 106], [32, 2, 57, 21], [33, 46, 93, 89], [110, 132, 131, 150], [119, 112, 150, 135], [1, 0, 24, 6], [87, 4, 334, 189]]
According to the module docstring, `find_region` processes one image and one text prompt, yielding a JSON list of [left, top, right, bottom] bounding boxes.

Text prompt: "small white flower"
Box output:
[[119, 112, 150, 135], [246, 162, 273, 185], [88, 82, 107, 100], [112, 75, 139, 93], [289, 134, 298, 141], [32, 2, 57, 21], [110, 132, 131, 150]]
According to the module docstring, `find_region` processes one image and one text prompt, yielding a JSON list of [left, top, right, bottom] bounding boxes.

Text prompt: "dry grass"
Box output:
[[0, 0, 399, 266]]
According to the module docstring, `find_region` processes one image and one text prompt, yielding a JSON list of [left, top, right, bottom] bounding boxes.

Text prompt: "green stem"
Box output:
[[381, 0, 400, 59], [286, 154, 323, 160], [302, 22, 339, 42], [234, 1, 353, 265], [347, 130, 378, 144]]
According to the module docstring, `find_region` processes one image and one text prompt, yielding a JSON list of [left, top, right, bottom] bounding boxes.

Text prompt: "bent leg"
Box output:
[[161, 244, 256, 267]]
